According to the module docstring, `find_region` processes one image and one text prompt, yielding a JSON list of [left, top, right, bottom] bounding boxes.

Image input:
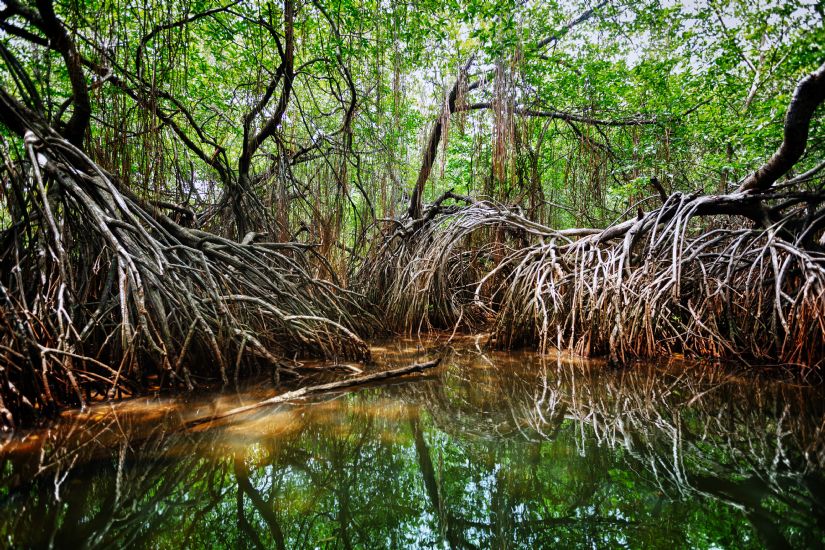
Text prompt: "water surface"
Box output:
[[0, 338, 823, 549]]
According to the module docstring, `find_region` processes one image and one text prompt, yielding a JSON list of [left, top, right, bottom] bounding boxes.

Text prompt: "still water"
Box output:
[[0, 338, 823, 549]]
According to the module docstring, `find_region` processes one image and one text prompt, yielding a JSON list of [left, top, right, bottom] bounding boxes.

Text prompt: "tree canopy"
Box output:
[[2, 0, 822, 238]]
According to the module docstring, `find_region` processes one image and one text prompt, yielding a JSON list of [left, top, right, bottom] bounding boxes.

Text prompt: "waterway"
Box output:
[[0, 337, 822, 548]]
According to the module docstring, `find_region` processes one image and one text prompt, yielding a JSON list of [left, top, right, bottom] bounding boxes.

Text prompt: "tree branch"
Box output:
[[738, 61, 825, 192], [536, 0, 610, 54], [408, 56, 477, 219]]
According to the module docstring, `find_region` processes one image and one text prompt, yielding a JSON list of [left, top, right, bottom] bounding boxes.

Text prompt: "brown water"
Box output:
[[0, 337, 823, 549]]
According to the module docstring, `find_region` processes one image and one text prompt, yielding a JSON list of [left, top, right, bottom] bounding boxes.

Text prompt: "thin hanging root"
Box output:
[[360, 186, 824, 368], [0, 128, 376, 426], [490, 192, 825, 368], [356, 197, 585, 332]]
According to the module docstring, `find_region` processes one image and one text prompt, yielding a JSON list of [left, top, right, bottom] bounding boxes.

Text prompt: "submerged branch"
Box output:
[[190, 357, 443, 426]]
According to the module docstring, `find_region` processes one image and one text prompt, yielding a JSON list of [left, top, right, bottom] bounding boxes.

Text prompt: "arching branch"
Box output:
[[458, 102, 659, 126], [738, 61, 825, 193], [27, 0, 91, 145], [134, 2, 240, 80]]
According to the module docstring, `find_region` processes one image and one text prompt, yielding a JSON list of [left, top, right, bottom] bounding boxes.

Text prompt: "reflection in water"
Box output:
[[0, 340, 823, 549]]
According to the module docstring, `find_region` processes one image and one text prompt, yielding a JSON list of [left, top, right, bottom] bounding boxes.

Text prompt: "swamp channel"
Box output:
[[0, 336, 823, 549]]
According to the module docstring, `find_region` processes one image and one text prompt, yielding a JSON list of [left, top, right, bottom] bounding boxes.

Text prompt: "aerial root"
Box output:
[[360, 189, 825, 368], [490, 192, 825, 367], [356, 196, 566, 332], [0, 129, 374, 425]]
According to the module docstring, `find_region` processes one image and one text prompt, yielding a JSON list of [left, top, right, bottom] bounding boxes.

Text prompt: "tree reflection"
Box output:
[[0, 347, 822, 548]]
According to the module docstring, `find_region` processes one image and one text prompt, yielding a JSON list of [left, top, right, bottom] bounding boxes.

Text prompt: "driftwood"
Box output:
[[190, 357, 443, 426]]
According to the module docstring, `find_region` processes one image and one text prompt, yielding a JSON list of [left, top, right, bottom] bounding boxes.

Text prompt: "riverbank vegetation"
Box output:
[[0, 0, 823, 425]]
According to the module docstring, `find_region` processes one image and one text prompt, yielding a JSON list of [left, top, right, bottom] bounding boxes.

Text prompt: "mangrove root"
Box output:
[[0, 113, 376, 427]]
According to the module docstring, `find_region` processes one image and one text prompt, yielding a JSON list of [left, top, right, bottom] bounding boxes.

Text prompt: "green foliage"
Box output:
[[0, 0, 822, 235]]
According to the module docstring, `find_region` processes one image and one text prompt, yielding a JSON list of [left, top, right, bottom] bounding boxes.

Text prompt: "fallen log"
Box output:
[[190, 357, 443, 426]]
